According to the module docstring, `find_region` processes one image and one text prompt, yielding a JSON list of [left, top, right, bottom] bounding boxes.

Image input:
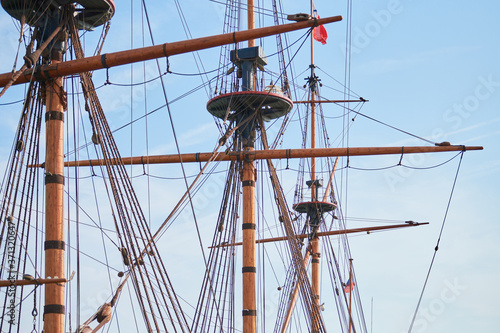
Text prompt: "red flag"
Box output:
[[313, 9, 328, 45], [344, 278, 355, 293]]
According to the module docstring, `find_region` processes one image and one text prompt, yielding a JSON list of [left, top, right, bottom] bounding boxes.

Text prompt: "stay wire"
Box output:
[[141, 0, 221, 328], [208, 0, 287, 19], [407, 151, 465, 332], [0, 99, 24, 106], [65, 76, 216, 158], [344, 105, 436, 145]]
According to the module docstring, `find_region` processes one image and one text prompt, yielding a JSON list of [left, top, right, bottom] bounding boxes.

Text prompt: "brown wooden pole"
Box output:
[[44, 50, 66, 333], [243, 2, 256, 331], [0, 278, 67, 287], [248, 0, 255, 48], [310, 0, 316, 196], [58, 145, 483, 168], [311, 235, 320, 312], [0, 16, 343, 88], [242, 146, 257, 333], [293, 99, 367, 104], [322, 157, 339, 201], [280, 249, 311, 333], [311, 98, 316, 193], [309, 5, 321, 326], [210, 222, 429, 248]]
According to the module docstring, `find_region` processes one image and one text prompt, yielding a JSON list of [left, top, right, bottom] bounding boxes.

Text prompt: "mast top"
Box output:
[[1, 0, 115, 30], [207, 91, 293, 122]]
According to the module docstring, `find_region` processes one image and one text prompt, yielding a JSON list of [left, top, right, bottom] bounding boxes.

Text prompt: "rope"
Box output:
[[69, 11, 192, 330], [408, 152, 465, 332], [344, 106, 436, 145]]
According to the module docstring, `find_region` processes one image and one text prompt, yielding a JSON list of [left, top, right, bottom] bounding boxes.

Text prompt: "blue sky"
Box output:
[[0, 0, 498, 332]]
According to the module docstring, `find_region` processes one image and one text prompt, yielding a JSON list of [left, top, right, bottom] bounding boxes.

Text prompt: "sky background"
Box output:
[[0, 0, 498, 332]]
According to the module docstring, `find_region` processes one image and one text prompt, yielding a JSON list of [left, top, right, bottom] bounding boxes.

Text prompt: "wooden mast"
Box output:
[[242, 147, 257, 333], [280, 250, 311, 333], [248, 0, 255, 48], [242, 2, 257, 332], [44, 42, 67, 333], [309, 3, 322, 332]]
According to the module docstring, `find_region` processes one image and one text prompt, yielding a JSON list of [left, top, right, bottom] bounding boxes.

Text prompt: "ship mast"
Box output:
[[44, 37, 67, 333], [1, 2, 483, 331], [309, 1, 321, 331], [0, 6, 342, 331], [242, 1, 257, 331], [42, 11, 68, 333]]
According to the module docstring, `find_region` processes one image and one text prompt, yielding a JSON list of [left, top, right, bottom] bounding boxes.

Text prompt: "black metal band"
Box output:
[[162, 43, 169, 57], [45, 111, 64, 122], [242, 180, 255, 187], [45, 240, 65, 250], [44, 304, 65, 314], [242, 309, 257, 316], [45, 174, 64, 185], [33, 65, 44, 81], [312, 259, 320, 264], [101, 54, 109, 68], [242, 223, 256, 230], [312, 17, 319, 27], [242, 266, 256, 273], [42, 67, 52, 81]]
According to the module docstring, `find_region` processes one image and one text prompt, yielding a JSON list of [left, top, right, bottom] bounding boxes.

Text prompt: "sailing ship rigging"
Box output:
[[0, 1, 484, 333]]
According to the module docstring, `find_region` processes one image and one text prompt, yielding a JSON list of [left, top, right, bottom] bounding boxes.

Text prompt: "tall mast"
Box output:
[[43, 13, 68, 333], [309, 1, 320, 330], [309, 2, 321, 331], [242, 1, 257, 331], [0, 3, 115, 332], [248, 0, 255, 47]]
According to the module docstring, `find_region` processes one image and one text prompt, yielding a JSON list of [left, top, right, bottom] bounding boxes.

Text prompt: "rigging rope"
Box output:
[[343, 106, 436, 145], [0, 80, 43, 332], [407, 151, 465, 333], [68, 11, 192, 331]]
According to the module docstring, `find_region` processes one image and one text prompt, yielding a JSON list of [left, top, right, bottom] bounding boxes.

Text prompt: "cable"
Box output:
[[344, 106, 436, 145], [407, 152, 465, 332]]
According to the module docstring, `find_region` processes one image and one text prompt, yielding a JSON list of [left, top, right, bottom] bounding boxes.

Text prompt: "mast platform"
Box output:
[[1, 0, 115, 30], [293, 201, 337, 214], [207, 91, 293, 121]]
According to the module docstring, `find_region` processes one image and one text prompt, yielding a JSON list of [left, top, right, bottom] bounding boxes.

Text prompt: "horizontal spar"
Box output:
[[0, 277, 67, 287], [293, 98, 368, 104], [0, 15, 342, 88], [210, 222, 429, 248], [58, 145, 483, 168]]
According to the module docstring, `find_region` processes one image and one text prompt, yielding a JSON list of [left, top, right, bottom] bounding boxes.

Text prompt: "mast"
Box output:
[[309, 2, 321, 331], [0, 2, 116, 332], [242, 145, 257, 333], [0, 9, 343, 330], [248, 0, 255, 47], [43, 13, 68, 333], [242, 2, 257, 331]]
